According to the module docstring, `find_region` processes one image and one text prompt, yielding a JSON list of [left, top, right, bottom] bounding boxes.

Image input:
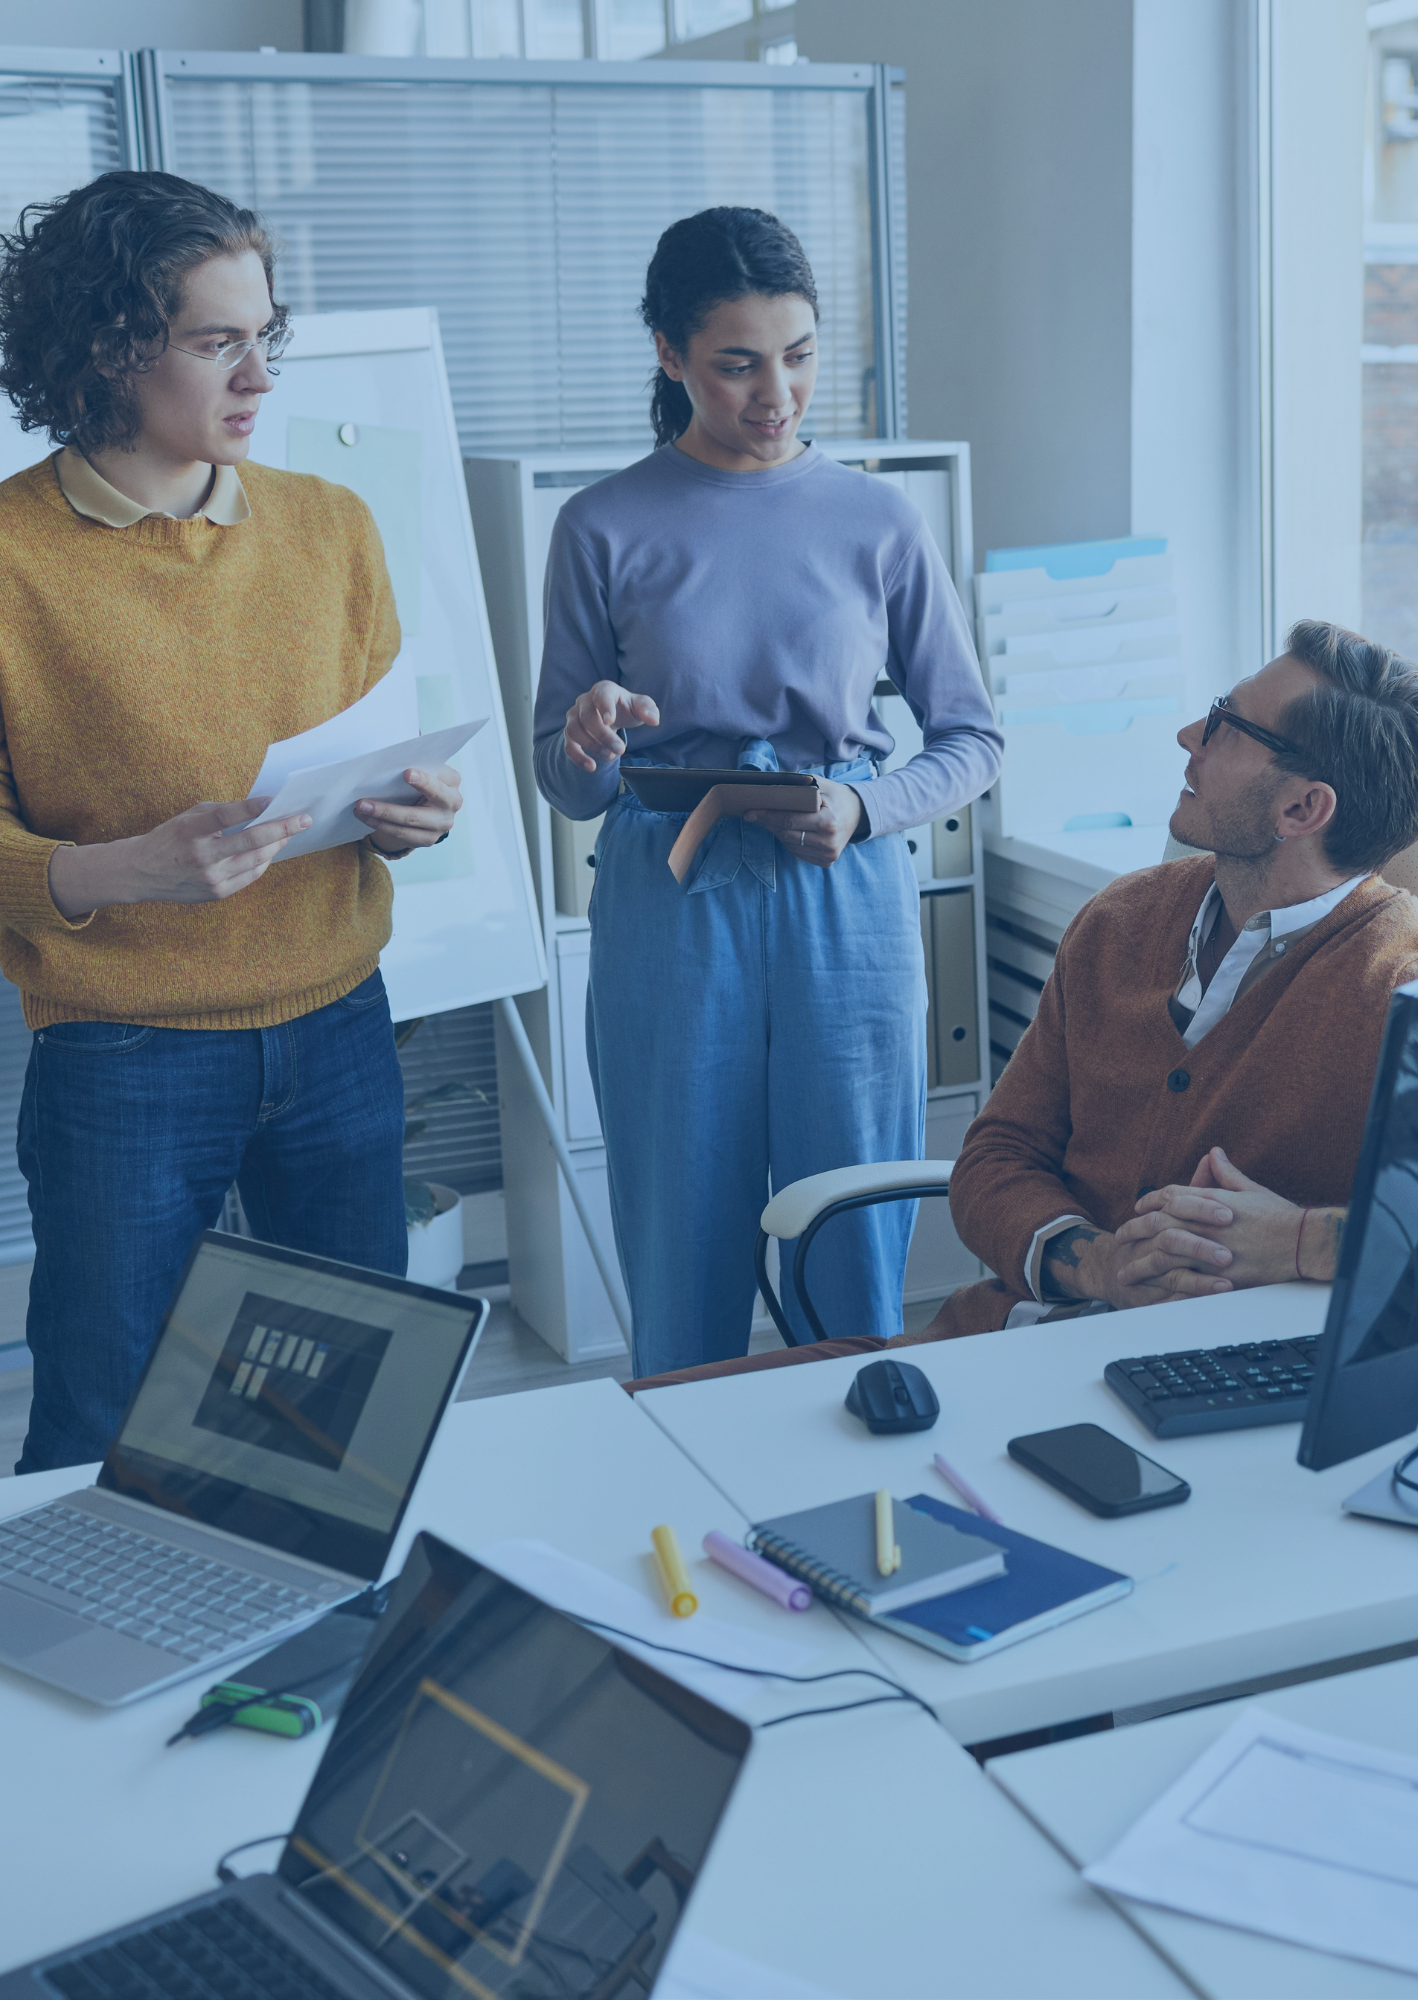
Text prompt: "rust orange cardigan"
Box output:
[[931, 859, 1418, 1338]]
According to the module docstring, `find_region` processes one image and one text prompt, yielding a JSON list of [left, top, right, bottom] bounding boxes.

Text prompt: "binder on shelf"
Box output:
[[551, 810, 602, 920], [904, 824, 934, 883], [932, 806, 972, 879], [921, 898, 938, 1090], [922, 890, 979, 1089]]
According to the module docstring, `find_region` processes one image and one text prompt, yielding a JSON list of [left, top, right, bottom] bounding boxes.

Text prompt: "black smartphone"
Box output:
[[1007, 1422, 1190, 1518]]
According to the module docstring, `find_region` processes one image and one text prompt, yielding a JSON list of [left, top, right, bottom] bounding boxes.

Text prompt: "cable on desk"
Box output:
[[215, 1832, 292, 1885], [573, 1615, 937, 1728]]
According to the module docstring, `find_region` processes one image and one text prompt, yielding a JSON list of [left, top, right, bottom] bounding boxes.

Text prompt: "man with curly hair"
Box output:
[[0, 171, 464, 1471]]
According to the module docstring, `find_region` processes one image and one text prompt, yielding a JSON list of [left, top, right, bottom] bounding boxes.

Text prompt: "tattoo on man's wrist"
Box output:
[[1042, 1225, 1100, 1292], [1323, 1209, 1345, 1274]]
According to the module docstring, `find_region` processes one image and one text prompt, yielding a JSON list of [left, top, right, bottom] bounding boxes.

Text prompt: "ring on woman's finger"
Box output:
[[799, 829, 806, 849]]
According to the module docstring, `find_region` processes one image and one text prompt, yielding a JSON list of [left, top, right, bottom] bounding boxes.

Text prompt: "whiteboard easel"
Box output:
[[249, 307, 545, 1021]]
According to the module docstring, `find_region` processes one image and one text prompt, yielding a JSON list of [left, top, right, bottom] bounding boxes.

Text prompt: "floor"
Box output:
[[0, 1264, 948, 1476]]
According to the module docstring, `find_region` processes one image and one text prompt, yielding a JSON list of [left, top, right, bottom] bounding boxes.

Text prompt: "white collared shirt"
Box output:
[[1172, 873, 1368, 1050]]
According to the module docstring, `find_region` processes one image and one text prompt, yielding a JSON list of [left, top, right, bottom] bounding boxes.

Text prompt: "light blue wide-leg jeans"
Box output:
[[586, 753, 927, 1379]]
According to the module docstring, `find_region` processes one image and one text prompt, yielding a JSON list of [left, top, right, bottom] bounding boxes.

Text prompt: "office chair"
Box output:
[[754, 1159, 955, 1345]]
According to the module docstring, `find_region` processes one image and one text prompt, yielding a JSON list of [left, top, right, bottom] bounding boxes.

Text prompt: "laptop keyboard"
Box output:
[[0, 1504, 330, 1662], [1104, 1334, 1320, 1436], [43, 1898, 346, 2000]]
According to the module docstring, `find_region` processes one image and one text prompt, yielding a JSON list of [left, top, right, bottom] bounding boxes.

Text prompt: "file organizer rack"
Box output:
[[465, 441, 987, 1358], [974, 537, 1182, 842]]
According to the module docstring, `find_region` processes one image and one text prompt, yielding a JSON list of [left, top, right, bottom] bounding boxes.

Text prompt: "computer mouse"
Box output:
[[845, 1358, 940, 1434]]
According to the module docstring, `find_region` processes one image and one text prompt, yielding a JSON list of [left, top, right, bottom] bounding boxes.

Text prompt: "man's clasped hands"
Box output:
[[1054, 1147, 1343, 1313]]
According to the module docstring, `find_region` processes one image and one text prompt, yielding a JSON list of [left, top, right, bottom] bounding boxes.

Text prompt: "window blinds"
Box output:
[[162, 65, 880, 452], [0, 63, 127, 1269]]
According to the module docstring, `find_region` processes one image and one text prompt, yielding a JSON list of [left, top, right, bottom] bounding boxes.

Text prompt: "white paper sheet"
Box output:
[[657, 1932, 841, 2000], [473, 1537, 817, 1715], [245, 717, 484, 862], [247, 672, 415, 803], [1083, 1707, 1418, 1975]]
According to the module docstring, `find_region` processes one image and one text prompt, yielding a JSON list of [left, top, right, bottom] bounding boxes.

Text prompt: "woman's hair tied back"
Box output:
[[640, 206, 818, 446]]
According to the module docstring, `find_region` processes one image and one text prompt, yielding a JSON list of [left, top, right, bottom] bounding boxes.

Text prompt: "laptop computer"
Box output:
[[0, 1531, 753, 2000], [0, 1232, 487, 1707]]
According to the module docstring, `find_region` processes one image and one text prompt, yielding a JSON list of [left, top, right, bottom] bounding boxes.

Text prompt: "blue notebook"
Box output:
[[869, 1496, 1132, 1663]]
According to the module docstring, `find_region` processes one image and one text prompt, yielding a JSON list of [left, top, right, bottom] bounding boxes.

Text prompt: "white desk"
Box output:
[[0, 1382, 1185, 1998], [989, 1654, 1418, 1999], [638, 1285, 1418, 1745]]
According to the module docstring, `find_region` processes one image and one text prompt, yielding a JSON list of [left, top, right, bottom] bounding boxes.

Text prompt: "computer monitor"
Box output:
[[1299, 979, 1418, 1470]]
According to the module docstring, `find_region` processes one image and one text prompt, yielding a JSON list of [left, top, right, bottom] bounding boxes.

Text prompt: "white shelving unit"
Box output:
[[465, 440, 988, 1361]]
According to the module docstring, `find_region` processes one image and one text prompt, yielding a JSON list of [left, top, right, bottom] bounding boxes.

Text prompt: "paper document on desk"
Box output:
[[244, 717, 484, 862], [474, 1537, 817, 1714], [1084, 1707, 1418, 1975]]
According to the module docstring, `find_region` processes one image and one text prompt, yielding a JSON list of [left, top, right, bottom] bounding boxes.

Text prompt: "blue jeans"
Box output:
[[587, 752, 927, 1378], [16, 971, 407, 1473]]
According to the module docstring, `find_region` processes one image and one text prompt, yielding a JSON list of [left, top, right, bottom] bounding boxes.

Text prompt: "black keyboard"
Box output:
[[1104, 1334, 1320, 1436], [42, 1899, 346, 2000]]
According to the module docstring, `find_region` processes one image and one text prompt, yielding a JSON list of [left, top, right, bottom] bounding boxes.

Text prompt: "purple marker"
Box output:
[[703, 1530, 812, 1612]]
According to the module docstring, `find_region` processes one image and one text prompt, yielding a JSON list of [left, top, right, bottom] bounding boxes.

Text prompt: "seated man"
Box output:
[[904, 619, 1418, 1343]]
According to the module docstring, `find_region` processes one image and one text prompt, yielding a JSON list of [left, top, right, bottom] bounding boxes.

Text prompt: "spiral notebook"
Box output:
[[750, 1491, 1005, 1617], [877, 1496, 1132, 1663]]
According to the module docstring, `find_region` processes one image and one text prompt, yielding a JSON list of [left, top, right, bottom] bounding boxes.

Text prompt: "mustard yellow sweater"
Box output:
[[0, 454, 400, 1029]]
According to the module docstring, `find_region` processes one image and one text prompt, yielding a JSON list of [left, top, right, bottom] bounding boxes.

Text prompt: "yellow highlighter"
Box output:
[[651, 1524, 698, 1617], [875, 1489, 902, 1576]]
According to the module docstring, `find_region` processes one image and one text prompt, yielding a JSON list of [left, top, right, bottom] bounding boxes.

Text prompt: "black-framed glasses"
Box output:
[[1201, 694, 1303, 760]]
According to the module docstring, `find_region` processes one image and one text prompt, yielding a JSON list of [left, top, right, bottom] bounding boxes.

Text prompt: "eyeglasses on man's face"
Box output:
[[167, 330, 290, 372], [1201, 694, 1303, 761]]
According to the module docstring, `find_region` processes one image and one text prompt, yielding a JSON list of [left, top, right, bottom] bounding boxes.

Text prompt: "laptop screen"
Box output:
[[279, 1533, 751, 2000], [99, 1234, 478, 1578]]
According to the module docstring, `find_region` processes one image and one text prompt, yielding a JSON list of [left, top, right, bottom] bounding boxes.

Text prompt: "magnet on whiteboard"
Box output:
[[338, 422, 359, 446]]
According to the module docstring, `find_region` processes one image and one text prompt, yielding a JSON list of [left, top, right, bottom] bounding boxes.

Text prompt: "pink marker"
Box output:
[[703, 1530, 811, 1611]]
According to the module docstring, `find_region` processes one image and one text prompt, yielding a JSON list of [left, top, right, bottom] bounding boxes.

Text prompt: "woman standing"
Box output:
[[533, 207, 1000, 1376], [0, 172, 463, 1470]]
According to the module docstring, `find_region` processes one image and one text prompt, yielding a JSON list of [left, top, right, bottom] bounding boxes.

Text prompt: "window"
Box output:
[[0, 58, 128, 1271], [1364, 9, 1418, 655], [161, 59, 887, 452]]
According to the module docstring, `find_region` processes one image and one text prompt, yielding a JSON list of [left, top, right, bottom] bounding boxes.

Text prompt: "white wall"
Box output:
[[0, 2, 304, 49], [666, 0, 1135, 562], [667, 0, 1277, 724]]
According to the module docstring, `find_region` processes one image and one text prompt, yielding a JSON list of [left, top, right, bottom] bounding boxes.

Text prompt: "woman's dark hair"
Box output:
[[1276, 619, 1418, 871], [639, 206, 818, 446], [0, 169, 286, 454]]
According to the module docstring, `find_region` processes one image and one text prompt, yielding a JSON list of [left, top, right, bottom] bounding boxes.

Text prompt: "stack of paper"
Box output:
[[974, 535, 1183, 840], [1084, 1708, 1418, 1977]]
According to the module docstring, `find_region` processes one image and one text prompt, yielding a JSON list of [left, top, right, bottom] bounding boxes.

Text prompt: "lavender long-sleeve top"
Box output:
[[531, 442, 1002, 838]]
